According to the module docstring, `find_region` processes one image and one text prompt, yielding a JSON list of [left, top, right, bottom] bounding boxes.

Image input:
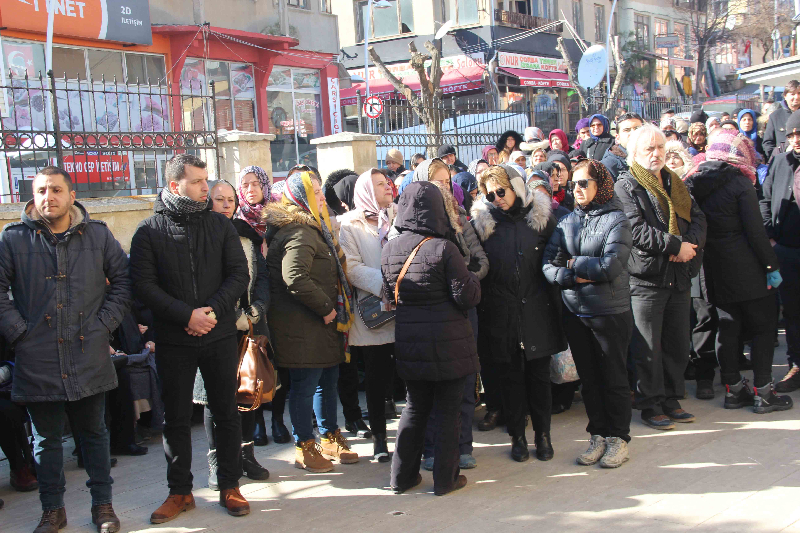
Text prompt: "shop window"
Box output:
[[88, 50, 124, 82], [125, 54, 166, 85], [443, 0, 479, 26], [572, 0, 583, 38], [267, 67, 323, 176], [288, 0, 309, 8], [635, 14, 650, 51], [53, 47, 86, 80], [355, 0, 414, 41], [594, 5, 605, 42], [321, 0, 332, 13]]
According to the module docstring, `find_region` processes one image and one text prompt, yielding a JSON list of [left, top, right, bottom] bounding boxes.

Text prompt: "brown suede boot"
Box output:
[[320, 428, 359, 464], [150, 494, 195, 524], [91, 503, 120, 533], [295, 439, 334, 472], [33, 508, 67, 533], [219, 487, 250, 516]]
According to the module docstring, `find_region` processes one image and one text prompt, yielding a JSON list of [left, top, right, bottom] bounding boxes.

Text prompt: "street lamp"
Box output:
[[364, 0, 393, 99]]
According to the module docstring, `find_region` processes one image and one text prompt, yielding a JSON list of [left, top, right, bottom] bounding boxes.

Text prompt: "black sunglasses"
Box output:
[[485, 188, 506, 202], [570, 178, 596, 190]]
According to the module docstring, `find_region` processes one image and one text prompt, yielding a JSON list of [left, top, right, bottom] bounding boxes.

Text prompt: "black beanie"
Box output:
[[547, 149, 572, 172], [786, 109, 800, 136], [690, 109, 709, 125], [437, 144, 456, 157]]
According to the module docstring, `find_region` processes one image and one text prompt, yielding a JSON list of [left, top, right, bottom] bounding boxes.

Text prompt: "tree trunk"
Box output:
[[694, 45, 705, 104]]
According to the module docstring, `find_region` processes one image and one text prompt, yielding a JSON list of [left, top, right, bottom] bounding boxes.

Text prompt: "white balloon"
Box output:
[[578, 45, 609, 89]]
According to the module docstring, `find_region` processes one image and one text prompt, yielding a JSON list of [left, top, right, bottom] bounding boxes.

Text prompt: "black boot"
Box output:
[[208, 449, 219, 491], [372, 433, 390, 463], [271, 417, 291, 444], [511, 435, 529, 462], [345, 418, 372, 439], [696, 379, 715, 400], [534, 432, 554, 461], [385, 399, 399, 420], [253, 408, 269, 446], [241, 442, 270, 480], [724, 379, 755, 409], [754, 382, 794, 414], [477, 410, 503, 431]]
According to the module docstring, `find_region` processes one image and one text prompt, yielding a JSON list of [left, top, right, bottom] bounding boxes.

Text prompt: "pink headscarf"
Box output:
[[354, 168, 392, 247], [549, 129, 569, 151]]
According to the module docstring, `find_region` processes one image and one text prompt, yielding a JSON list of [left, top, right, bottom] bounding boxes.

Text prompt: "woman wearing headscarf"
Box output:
[[581, 114, 615, 161], [193, 179, 271, 489], [684, 131, 791, 413], [573, 118, 592, 150], [738, 108, 765, 159], [543, 160, 634, 468], [467, 159, 489, 182], [471, 164, 566, 463], [482, 145, 499, 165], [264, 170, 358, 473], [382, 181, 481, 496], [549, 129, 569, 153], [337, 169, 398, 462], [496, 130, 524, 163], [411, 159, 489, 470], [548, 150, 575, 211], [333, 171, 359, 211], [665, 140, 695, 179], [324, 169, 359, 216], [687, 123, 708, 156], [453, 171, 478, 213]]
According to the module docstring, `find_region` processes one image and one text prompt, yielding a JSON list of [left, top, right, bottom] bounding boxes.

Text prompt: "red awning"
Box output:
[[499, 67, 572, 88], [340, 64, 485, 106]]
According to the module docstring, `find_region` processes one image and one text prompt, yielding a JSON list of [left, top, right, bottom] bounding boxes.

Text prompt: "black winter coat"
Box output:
[[763, 100, 792, 161], [542, 196, 633, 316], [601, 144, 628, 181], [581, 134, 615, 161], [614, 169, 707, 291], [760, 149, 800, 243], [381, 182, 481, 382], [471, 189, 567, 364], [130, 193, 250, 346], [685, 161, 778, 305]]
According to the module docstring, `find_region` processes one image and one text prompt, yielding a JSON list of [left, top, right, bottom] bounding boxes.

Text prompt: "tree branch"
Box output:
[[604, 37, 628, 115], [556, 36, 589, 112]]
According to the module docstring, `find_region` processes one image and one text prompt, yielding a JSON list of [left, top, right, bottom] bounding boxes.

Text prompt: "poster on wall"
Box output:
[[180, 58, 206, 96], [231, 63, 255, 99]]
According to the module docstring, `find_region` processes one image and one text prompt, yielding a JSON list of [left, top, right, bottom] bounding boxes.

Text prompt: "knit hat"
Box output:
[[690, 109, 709, 125], [705, 130, 758, 183], [385, 149, 404, 166], [675, 118, 689, 134], [438, 144, 456, 157], [509, 151, 526, 163], [786, 109, 800, 136], [452, 171, 478, 193], [706, 116, 720, 130], [527, 171, 552, 196], [547, 150, 572, 172], [575, 117, 591, 133]]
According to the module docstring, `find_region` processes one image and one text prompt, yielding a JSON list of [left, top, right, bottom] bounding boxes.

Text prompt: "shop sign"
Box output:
[[62, 153, 131, 184], [655, 35, 681, 49], [520, 79, 572, 88], [327, 77, 342, 134], [0, 0, 153, 46], [498, 52, 566, 73], [348, 54, 484, 82]]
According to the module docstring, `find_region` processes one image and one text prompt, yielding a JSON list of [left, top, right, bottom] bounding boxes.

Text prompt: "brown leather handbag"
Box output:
[[236, 321, 277, 412]]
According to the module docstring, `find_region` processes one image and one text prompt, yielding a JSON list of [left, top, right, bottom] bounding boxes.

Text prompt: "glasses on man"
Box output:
[[485, 188, 506, 202]]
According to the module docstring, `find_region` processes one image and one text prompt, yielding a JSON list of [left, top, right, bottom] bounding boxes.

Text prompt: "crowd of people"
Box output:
[[2, 79, 800, 532]]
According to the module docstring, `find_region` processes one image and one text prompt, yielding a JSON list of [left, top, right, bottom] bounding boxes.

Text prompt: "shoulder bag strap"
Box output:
[[394, 237, 433, 305]]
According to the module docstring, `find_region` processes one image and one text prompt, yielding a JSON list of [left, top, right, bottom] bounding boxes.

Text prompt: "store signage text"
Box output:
[[498, 52, 566, 73]]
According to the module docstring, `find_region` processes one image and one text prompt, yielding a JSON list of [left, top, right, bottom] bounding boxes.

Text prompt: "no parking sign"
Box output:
[[364, 96, 383, 119]]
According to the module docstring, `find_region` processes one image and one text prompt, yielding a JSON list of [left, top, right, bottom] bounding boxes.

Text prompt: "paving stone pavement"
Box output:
[[2, 341, 800, 533]]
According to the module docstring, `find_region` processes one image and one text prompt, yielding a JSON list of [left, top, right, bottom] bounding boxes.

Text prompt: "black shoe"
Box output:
[[385, 400, 399, 420], [207, 449, 219, 491], [372, 433, 391, 463], [775, 367, 800, 393], [254, 434, 269, 447], [551, 404, 567, 415], [641, 410, 675, 430], [664, 408, 695, 423], [754, 383, 794, 414], [477, 410, 502, 432], [110, 443, 148, 456], [241, 442, 270, 480], [724, 381, 755, 409], [392, 473, 422, 494], [345, 418, 373, 439], [434, 475, 467, 496], [271, 418, 291, 444], [78, 456, 117, 469], [534, 433, 554, 461], [511, 435, 529, 462], [696, 380, 715, 400], [253, 415, 269, 447]]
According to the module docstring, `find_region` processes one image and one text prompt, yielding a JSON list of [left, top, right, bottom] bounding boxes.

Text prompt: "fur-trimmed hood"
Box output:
[[470, 188, 552, 242], [263, 201, 320, 233]]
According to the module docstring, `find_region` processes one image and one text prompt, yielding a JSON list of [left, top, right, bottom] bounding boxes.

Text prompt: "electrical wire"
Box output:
[[157, 24, 205, 86]]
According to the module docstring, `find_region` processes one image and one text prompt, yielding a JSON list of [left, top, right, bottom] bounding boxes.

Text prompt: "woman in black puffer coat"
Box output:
[[543, 160, 634, 468], [684, 131, 792, 414], [471, 164, 566, 463], [381, 181, 481, 497]]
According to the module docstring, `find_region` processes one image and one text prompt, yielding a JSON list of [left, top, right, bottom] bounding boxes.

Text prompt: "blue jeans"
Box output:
[[289, 366, 339, 443], [27, 392, 112, 511]]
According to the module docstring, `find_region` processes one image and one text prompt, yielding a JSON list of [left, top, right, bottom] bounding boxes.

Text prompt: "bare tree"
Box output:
[[368, 41, 445, 157], [556, 37, 591, 113], [675, 0, 733, 103], [556, 35, 628, 115], [736, 0, 794, 63]]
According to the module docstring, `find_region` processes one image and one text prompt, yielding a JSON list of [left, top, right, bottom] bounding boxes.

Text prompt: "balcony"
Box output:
[[493, 9, 564, 33]]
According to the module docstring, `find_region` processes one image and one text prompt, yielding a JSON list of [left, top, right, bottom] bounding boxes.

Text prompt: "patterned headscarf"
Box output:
[[235, 165, 271, 237], [704, 130, 758, 184], [271, 180, 286, 202], [353, 168, 393, 247], [688, 122, 707, 153], [283, 171, 354, 342], [583, 159, 615, 206]]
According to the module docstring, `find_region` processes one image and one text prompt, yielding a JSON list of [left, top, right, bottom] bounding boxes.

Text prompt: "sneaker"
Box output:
[[695, 379, 715, 400], [320, 429, 359, 464], [754, 382, 794, 414], [344, 418, 372, 439], [33, 507, 67, 533], [576, 435, 607, 466], [422, 456, 434, 471], [459, 454, 477, 469], [294, 439, 334, 473], [91, 503, 120, 533], [372, 433, 391, 463], [207, 449, 218, 490], [775, 365, 800, 393], [724, 379, 755, 409], [599, 437, 629, 468]]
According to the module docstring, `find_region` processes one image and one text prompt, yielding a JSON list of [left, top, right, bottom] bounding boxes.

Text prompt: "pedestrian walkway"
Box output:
[[2, 345, 800, 532]]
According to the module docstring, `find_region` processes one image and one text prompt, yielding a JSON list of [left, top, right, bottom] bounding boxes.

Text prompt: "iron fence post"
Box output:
[[209, 80, 221, 180], [526, 99, 532, 128], [47, 70, 64, 168], [452, 98, 459, 153], [357, 90, 363, 133]]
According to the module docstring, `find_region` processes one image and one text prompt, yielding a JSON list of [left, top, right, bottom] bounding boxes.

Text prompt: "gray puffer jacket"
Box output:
[[0, 201, 131, 402]]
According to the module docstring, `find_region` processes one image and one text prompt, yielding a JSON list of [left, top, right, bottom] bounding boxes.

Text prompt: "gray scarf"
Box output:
[[161, 188, 207, 215]]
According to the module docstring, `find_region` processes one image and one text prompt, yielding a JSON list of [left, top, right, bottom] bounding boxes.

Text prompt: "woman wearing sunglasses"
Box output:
[[471, 164, 567, 463], [542, 160, 634, 468]]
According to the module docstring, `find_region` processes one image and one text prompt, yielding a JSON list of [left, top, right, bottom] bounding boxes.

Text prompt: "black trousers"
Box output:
[[498, 354, 551, 437], [478, 351, 503, 412], [775, 245, 800, 367], [391, 377, 465, 494], [0, 396, 31, 471], [692, 297, 720, 381], [270, 367, 292, 421], [204, 407, 256, 449], [717, 295, 777, 387], [337, 348, 364, 424], [108, 367, 136, 449], [361, 344, 395, 435], [564, 310, 633, 442], [156, 336, 242, 494]]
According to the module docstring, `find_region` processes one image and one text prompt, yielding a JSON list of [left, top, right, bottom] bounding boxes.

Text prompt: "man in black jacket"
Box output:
[[615, 124, 707, 430], [763, 80, 800, 161], [761, 110, 800, 392], [602, 113, 644, 180], [130, 154, 250, 523]]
